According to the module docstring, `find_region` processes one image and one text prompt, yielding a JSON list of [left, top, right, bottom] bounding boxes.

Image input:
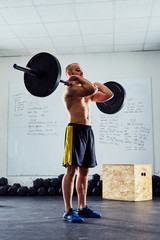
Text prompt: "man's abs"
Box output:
[[65, 97, 91, 125], [68, 105, 91, 125]]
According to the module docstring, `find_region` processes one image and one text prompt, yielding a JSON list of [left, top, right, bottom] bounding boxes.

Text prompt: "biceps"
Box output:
[[91, 91, 112, 102]]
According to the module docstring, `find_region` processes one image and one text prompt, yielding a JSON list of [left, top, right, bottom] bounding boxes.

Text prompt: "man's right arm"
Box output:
[[65, 75, 96, 97], [91, 82, 114, 102]]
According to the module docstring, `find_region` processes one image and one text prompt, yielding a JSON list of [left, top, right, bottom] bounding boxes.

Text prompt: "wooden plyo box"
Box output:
[[103, 164, 152, 201]]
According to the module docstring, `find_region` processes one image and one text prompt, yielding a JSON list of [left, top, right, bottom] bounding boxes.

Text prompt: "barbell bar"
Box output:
[[13, 64, 67, 84], [13, 52, 125, 114]]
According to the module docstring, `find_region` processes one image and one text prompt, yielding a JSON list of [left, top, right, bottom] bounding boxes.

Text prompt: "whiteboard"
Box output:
[[8, 77, 154, 176]]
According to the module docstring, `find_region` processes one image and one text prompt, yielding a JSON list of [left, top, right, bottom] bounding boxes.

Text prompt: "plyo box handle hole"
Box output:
[[141, 172, 146, 176]]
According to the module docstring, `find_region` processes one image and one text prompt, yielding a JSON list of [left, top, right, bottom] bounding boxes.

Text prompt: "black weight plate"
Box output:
[[24, 52, 61, 97], [96, 81, 125, 114]]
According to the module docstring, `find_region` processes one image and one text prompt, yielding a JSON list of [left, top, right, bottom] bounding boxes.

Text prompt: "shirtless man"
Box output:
[[62, 63, 114, 223]]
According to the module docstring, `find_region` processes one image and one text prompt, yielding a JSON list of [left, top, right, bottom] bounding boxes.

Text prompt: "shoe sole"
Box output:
[[78, 214, 101, 218], [63, 218, 84, 223]]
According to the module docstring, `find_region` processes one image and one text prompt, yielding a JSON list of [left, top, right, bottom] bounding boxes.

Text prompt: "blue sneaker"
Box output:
[[63, 208, 84, 223], [77, 206, 101, 218]]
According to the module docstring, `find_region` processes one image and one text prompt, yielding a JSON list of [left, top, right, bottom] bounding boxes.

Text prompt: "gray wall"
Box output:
[[0, 51, 160, 186]]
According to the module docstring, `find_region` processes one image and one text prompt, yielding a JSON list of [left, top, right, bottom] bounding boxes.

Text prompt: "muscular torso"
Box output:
[[62, 76, 113, 125], [63, 93, 91, 125]]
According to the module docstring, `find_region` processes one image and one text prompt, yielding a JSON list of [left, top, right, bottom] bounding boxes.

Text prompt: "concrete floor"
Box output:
[[0, 196, 160, 240]]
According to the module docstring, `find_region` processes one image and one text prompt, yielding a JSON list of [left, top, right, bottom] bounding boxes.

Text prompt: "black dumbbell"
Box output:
[[13, 183, 21, 189], [48, 187, 58, 196], [155, 188, 160, 196], [87, 187, 93, 196], [8, 186, 17, 196], [92, 187, 101, 196], [50, 178, 59, 188], [87, 178, 98, 196], [33, 178, 44, 189], [152, 175, 160, 184], [92, 174, 100, 183], [88, 179, 97, 189], [0, 185, 10, 196], [157, 181, 160, 188], [43, 179, 50, 188], [37, 187, 47, 196], [0, 177, 8, 186], [28, 187, 37, 196], [58, 174, 64, 184], [58, 187, 63, 196], [17, 186, 29, 196], [97, 180, 102, 190]]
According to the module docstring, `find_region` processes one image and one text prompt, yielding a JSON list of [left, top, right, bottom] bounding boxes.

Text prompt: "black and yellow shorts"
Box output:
[[63, 123, 97, 168]]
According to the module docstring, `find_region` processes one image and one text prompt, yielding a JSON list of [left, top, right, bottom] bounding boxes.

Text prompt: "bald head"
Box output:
[[65, 63, 83, 77], [66, 63, 78, 75]]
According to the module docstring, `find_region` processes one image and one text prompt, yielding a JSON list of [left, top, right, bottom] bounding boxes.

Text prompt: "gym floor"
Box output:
[[0, 196, 160, 240]]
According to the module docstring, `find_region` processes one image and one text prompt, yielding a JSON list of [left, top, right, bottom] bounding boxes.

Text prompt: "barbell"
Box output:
[[13, 52, 125, 114]]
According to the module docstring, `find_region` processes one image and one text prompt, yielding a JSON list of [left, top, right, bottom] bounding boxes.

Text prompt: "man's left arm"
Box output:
[[90, 82, 114, 102]]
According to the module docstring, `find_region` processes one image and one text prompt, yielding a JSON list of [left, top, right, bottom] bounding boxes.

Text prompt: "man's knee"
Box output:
[[66, 165, 78, 178], [79, 168, 89, 178]]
